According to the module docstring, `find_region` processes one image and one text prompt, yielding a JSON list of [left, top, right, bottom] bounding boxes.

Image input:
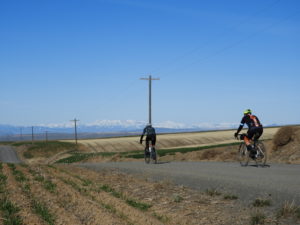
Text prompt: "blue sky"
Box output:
[[0, 0, 299, 128]]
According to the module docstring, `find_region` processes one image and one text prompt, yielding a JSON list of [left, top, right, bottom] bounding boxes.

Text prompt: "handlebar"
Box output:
[[235, 133, 246, 140]]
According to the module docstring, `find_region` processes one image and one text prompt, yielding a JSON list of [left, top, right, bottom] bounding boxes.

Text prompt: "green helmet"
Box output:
[[244, 109, 252, 115]]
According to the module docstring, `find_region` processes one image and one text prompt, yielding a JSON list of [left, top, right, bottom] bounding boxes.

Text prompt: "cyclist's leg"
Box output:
[[151, 135, 156, 147], [244, 130, 252, 151], [150, 135, 157, 161], [247, 128, 259, 158], [145, 137, 150, 154], [253, 127, 263, 142]]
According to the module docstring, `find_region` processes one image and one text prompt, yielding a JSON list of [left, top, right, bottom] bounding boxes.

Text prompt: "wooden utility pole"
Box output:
[[31, 126, 34, 144], [70, 118, 79, 144], [140, 75, 160, 125], [20, 127, 23, 141]]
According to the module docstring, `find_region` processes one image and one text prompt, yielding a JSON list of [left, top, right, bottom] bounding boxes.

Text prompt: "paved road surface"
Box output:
[[0, 145, 21, 163], [79, 161, 300, 207]]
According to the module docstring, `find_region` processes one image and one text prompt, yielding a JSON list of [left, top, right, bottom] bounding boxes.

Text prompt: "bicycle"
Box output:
[[141, 140, 157, 164], [236, 133, 267, 167]]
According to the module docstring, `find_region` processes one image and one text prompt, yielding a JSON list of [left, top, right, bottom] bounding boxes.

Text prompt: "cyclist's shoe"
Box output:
[[246, 145, 253, 151]]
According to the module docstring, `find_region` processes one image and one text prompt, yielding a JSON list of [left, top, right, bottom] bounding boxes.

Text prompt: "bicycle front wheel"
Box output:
[[238, 143, 249, 166], [255, 141, 267, 167]]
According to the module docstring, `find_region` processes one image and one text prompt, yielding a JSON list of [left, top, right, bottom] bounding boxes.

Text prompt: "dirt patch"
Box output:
[[269, 126, 300, 164]]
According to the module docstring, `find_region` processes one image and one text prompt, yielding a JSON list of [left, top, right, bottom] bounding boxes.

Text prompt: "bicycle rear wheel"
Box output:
[[151, 147, 157, 164], [238, 143, 250, 166], [254, 141, 267, 167], [144, 148, 150, 164]]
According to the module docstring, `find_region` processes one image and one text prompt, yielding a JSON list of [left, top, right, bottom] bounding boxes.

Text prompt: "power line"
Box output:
[[150, 0, 283, 75], [98, 1, 287, 109], [155, 9, 299, 80]]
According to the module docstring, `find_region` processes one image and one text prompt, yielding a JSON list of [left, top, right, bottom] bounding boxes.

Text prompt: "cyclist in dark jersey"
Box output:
[[234, 109, 263, 157], [140, 124, 156, 148]]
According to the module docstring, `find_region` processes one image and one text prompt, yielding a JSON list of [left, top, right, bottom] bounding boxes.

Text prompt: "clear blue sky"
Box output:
[[1, 0, 299, 127]]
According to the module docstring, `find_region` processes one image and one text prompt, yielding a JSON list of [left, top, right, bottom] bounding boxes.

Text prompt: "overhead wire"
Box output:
[[158, 9, 299, 79], [150, 0, 283, 75], [99, 0, 297, 119]]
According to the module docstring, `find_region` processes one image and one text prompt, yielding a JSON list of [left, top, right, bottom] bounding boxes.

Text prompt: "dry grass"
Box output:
[[65, 128, 279, 153], [277, 201, 300, 219], [269, 126, 300, 164], [272, 126, 297, 150]]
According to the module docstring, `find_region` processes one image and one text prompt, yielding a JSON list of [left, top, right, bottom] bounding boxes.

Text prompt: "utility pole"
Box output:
[[20, 127, 23, 141], [45, 131, 48, 142], [140, 75, 160, 125], [70, 118, 79, 145], [31, 126, 34, 144]]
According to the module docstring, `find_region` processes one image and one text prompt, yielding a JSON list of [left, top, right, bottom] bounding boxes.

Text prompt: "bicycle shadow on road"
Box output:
[[153, 161, 171, 165], [248, 164, 271, 168]]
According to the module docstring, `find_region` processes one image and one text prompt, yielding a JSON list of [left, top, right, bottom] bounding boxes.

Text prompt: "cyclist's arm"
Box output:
[[236, 123, 244, 134], [236, 117, 246, 134], [140, 128, 146, 143]]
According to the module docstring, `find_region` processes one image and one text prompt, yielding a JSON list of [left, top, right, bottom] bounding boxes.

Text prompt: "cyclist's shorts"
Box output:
[[146, 135, 156, 146], [247, 127, 263, 141]]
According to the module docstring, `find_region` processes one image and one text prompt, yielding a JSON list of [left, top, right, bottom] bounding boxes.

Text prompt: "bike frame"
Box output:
[[236, 133, 267, 167], [141, 140, 157, 164]]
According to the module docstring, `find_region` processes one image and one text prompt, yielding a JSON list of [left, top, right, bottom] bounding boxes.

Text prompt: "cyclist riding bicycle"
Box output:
[[234, 109, 263, 159], [140, 124, 156, 152]]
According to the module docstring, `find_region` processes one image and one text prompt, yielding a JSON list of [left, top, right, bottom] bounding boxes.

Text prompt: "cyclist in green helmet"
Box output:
[[234, 109, 263, 159]]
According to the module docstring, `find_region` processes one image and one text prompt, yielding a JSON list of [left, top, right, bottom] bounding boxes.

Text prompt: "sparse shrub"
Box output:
[[32, 199, 55, 225], [250, 211, 266, 225], [23, 151, 34, 158], [44, 180, 56, 193], [224, 194, 238, 200], [34, 175, 45, 182], [296, 207, 300, 219], [0, 174, 7, 183], [253, 198, 271, 207], [205, 188, 221, 196], [152, 212, 170, 223], [12, 170, 27, 182], [0, 197, 23, 225], [277, 201, 300, 219], [99, 184, 122, 198], [173, 194, 183, 203], [125, 199, 152, 211], [7, 163, 16, 169]]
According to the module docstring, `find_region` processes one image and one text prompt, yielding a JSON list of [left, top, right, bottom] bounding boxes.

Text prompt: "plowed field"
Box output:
[[68, 128, 279, 153], [1, 162, 298, 225]]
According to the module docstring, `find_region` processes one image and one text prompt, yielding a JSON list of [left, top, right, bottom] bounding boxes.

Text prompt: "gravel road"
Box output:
[[79, 161, 300, 207], [0, 145, 21, 163]]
